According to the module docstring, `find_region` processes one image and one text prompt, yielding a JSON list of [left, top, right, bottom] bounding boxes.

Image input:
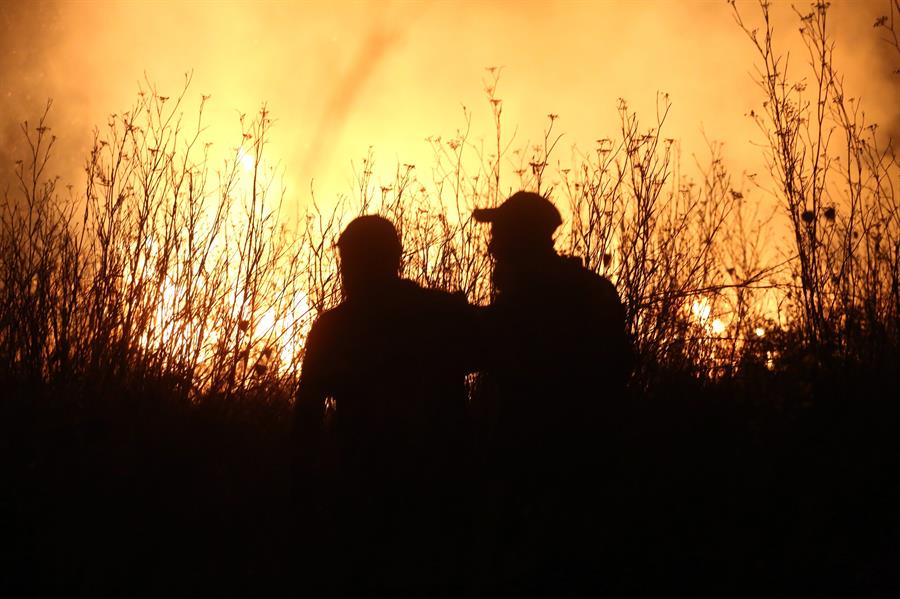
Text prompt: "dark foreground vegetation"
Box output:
[[4, 355, 899, 596], [2, 3, 900, 596]]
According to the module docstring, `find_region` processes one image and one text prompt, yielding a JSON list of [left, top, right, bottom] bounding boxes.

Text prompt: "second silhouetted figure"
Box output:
[[473, 191, 630, 593]]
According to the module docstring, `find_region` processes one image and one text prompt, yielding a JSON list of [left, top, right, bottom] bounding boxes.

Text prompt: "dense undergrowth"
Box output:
[[2, 2, 899, 595]]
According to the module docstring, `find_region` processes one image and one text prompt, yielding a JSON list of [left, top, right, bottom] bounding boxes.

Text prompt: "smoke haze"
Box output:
[[2, 0, 897, 210]]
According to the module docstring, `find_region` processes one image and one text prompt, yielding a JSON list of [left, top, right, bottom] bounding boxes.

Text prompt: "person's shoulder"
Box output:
[[314, 302, 345, 323], [307, 302, 350, 337], [559, 255, 622, 304], [559, 255, 605, 283]]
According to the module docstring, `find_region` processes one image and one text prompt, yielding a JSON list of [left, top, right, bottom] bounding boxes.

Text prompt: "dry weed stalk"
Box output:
[[3, 4, 897, 402], [732, 0, 900, 366]]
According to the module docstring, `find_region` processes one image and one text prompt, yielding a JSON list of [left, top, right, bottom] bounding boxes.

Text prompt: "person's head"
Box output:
[[337, 215, 402, 298], [473, 191, 562, 264]]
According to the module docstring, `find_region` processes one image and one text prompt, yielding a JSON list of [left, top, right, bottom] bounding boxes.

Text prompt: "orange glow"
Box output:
[[2, 1, 896, 214], [1, 0, 896, 381], [691, 299, 712, 323], [711, 319, 726, 336], [690, 298, 728, 338], [237, 147, 255, 173]]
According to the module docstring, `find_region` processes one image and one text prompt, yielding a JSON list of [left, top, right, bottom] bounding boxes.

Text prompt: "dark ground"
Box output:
[[3, 361, 899, 597]]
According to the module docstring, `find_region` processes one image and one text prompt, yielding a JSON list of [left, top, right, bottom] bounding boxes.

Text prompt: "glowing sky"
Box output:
[[2, 0, 897, 212]]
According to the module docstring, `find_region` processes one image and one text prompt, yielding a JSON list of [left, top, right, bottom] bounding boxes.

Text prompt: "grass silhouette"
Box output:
[[2, 2, 899, 595]]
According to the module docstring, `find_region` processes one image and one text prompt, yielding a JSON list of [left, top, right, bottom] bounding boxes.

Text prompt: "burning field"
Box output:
[[2, 1, 899, 595]]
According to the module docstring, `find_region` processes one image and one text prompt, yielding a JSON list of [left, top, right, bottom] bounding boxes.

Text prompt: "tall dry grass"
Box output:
[[732, 0, 900, 369], [1, 2, 898, 405], [2, 77, 315, 402], [2, 4, 899, 595]]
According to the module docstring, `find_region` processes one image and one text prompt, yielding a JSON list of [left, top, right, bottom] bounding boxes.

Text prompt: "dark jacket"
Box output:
[[294, 278, 476, 490], [483, 254, 629, 466]]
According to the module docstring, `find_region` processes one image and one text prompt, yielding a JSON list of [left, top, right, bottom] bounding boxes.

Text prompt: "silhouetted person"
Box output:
[[472, 191, 630, 593], [293, 215, 476, 595]]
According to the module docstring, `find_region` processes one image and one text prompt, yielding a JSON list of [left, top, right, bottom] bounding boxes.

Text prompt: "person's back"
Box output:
[[474, 194, 629, 462], [487, 253, 626, 439], [302, 278, 471, 487], [293, 216, 475, 593], [472, 192, 630, 593]]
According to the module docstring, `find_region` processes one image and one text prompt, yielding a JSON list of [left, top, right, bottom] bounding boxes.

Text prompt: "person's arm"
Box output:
[[590, 274, 632, 387], [292, 319, 330, 488]]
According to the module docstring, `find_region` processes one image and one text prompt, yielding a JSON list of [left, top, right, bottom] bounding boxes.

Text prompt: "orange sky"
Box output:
[[2, 0, 897, 215]]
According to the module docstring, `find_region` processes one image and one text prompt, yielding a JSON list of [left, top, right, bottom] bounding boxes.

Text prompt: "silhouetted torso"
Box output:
[[298, 278, 473, 483], [294, 277, 475, 592], [476, 252, 629, 593], [485, 254, 628, 454]]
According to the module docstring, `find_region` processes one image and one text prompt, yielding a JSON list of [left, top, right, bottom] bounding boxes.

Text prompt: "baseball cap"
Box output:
[[473, 191, 562, 239]]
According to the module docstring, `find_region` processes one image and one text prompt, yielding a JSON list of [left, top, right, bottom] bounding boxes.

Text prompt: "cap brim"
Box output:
[[472, 207, 498, 223]]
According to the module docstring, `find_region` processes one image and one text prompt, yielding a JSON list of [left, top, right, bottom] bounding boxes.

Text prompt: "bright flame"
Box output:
[[711, 319, 725, 335], [256, 308, 276, 338], [237, 146, 255, 172], [158, 277, 179, 345], [691, 299, 711, 322], [690, 297, 727, 337], [279, 292, 312, 367], [755, 327, 765, 338]]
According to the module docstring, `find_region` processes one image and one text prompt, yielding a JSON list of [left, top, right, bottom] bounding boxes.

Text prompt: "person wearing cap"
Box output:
[[472, 191, 629, 593], [293, 215, 476, 594]]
